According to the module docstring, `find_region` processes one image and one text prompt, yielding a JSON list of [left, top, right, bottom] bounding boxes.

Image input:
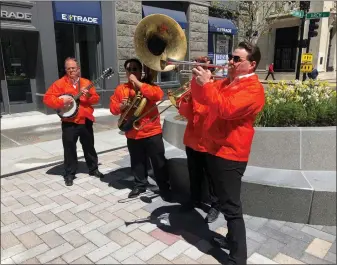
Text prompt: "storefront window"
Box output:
[[0, 31, 38, 104]]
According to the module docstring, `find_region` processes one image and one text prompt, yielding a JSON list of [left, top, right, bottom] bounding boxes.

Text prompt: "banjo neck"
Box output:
[[72, 76, 103, 101]]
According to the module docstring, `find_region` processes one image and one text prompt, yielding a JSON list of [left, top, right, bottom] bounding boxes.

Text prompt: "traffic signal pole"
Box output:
[[302, 37, 311, 81], [295, 15, 306, 80]]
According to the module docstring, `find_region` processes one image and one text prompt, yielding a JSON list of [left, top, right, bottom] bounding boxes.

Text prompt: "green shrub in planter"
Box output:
[[255, 79, 336, 127]]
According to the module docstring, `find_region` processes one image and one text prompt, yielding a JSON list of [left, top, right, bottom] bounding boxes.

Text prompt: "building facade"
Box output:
[[0, 0, 238, 115], [255, 1, 336, 77]]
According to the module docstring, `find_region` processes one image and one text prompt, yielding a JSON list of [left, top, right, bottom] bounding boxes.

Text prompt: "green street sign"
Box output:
[[291, 10, 304, 18], [306, 12, 330, 19]]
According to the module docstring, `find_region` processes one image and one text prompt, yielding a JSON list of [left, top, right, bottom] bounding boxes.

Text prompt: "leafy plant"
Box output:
[[255, 79, 337, 127]]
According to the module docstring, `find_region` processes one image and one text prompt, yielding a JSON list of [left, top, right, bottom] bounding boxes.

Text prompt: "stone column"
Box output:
[[115, 0, 142, 82], [187, 2, 209, 60]]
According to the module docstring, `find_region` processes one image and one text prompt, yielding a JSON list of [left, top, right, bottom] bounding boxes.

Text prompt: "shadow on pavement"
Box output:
[[45, 161, 93, 176], [125, 205, 229, 264]]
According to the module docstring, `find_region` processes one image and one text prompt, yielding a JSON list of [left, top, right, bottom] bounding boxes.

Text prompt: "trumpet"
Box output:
[[167, 58, 229, 70]]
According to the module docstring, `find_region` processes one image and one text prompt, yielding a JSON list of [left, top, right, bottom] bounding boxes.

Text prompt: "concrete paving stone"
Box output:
[[30, 189, 54, 199], [61, 230, 89, 248], [76, 219, 106, 234], [36, 242, 74, 264], [258, 225, 295, 244], [20, 257, 41, 264], [329, 241, 336, 254], [34, 220, 65, 235], [16, 211, 40, 225], [301, 226, 336, 243], [51, 202, 78, 214], [256, 238, 287, 259], [133, 208, 151, 219], [55, 219, 86, 235], [122, 255, 146, 264], [1, 196, 19, 207], [308, 224, 324, 230], [172, 254, 200, 264], [160, 239, 192, 261], [12, 202, 40, 215], [280, 237, 311, 260], [246, 228, 268, 243], [324, 252, 336, 264], [322, 226, 337, 236], [1, 232, 21, 249], [105, 229, 133, 246], [300, 253, 330, 264], [247, 238, 262, 257], [83, 230, 111, 247], [128, 229, 157, 246], [248, 252, 278, 264], [136, 241, 168, 261], [46, 257, 67, 264], [17, 231, 44, 249], [87, 201, 113, 215], [114, 209, 138, 222], [150, 228, 181, 246], [196, 253, 221, 264], [0, 258, 15, 264], [305, 238, 332, 259], [37, 195, 57, 206], [15, 195, 37, 206], [1, 244, 27, 261], [75, 210, 99, 223], [47, 188, 71, 198], [15, 183, 34, 192], [111, 241, 144, 262], [36, 210, 59, 224], [2, 189, 23, 198], [184, 239, 212, 260], [1, 212, 20, 225], [1, 204, 23, 215], [96, 256, 120, 264], [39, 230, 67, 248], [246, 216, 269, 231], [285, 222, 305, 231], [139, 222, 158, 233], [85, 194, 106, 204], [86, 241, 121, 262], [280, 225, 315, 243], [97, 218, 124, 235], [61, 242, 97, 264], [273, 253, 304, 264], [101, 194, 119, 203], [69, 201, 95, 214], [118, 222, 140, 233], [265, 219, 286, 230], [147, 254, 172, 264], [94, 210, 118, 223], [71, 256, 93, 264], [55, 210, 78, 224], [11, 243, 49, 264], [67, 195, 88, 205], [12, 220, 45, 237]]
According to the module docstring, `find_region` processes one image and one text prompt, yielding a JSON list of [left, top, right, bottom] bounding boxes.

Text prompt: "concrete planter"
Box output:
[[163, 113, 336, 225]]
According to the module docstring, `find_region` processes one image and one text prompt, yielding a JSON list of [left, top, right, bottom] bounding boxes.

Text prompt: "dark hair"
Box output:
[[124, 58, 142, 71], [237, 41, 261, 70]]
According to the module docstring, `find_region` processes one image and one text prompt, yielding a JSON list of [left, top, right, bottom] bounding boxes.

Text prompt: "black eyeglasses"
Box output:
[[126, 67, 139, 72], [228, 55, 244, 63]]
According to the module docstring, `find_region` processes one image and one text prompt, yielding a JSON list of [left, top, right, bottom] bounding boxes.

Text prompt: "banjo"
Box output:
[[56, 67, 114, 118]]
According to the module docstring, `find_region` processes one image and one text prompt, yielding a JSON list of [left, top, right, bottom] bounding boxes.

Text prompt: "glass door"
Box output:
[[0, 30, 38, 114]]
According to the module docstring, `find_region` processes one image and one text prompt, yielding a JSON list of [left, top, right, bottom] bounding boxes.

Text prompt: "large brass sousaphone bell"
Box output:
[[134, 14, 187, 72]]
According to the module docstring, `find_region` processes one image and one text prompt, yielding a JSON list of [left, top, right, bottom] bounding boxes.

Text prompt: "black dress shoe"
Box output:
[[64, 175, 74, 186], [205, 207, 220, 223], [90, 169, 104, 179], [128, 188, 146, 198], [212, 236, 230, 250]]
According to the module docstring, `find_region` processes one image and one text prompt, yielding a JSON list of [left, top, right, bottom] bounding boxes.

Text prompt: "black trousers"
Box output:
[[186, 147, 219, 209], [127, 133, 170, 192], [206, 153, 248, 265], [265, 71, 275, 80], [62, 119, 98, 177]]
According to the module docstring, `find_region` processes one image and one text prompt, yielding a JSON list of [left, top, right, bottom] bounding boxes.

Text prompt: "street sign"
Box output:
[[291, 10, 304, 18], [302, 53, 313, 63], [300, 63, 313, 73], [306, 12, 330, 19]]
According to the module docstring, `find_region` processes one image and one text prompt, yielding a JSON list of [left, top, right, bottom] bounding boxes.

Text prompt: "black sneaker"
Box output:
[[64, 175, 74, 186], [205, 207, 220, 223], [212, 236, 230, 250], [128, 187, 146, 198], [89, 169, 104, 179]]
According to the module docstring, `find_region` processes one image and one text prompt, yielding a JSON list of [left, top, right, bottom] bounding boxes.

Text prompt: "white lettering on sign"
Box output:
[[0, 10, 32, 21], [61, 13, 98, 24], [217, 28, 232, 34]]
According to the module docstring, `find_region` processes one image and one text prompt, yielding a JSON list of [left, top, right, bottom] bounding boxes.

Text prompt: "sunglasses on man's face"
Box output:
[[228, 55, 244, 63], [126, 67, 139, 72]]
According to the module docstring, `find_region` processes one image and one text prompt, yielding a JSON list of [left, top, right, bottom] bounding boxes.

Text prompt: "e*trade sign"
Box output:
[[60, 13, 99, 24]]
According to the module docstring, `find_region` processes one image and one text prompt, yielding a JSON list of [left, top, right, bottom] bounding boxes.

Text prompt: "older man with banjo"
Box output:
[[43, 57, 113, 186]]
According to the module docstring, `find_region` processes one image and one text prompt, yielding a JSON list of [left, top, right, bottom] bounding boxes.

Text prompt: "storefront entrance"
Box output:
[[0, 30, 39, 114]]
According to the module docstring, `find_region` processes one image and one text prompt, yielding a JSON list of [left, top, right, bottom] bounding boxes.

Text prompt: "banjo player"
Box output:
[[43, 57, 104, 186]]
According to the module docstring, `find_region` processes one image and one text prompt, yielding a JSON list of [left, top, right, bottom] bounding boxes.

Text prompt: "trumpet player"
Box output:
[[191, 41, 265, 265], [178, 56, 221, 223], [109, 58, 172, 201]]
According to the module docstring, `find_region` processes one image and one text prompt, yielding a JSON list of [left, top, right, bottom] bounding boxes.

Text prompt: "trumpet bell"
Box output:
[[168, 82, 190, 108], [134, 14, 187, 72]]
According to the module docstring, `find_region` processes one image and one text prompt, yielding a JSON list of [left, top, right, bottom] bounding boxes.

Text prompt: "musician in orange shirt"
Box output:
[[43, 57, 103, 186], [110, 58, 171, 201], [192, 41, 265, 265]]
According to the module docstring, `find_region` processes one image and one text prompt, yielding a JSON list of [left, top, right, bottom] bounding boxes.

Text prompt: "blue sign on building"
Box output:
[[53, 1, 102, 25]]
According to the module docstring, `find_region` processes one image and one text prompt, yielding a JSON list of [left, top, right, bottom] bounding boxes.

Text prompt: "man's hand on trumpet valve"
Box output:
[[120, 98, 129, 111], [192, 66, 212, 86]]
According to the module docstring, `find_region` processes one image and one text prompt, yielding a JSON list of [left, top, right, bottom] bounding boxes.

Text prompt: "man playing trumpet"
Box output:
[[43, 57, 104, 186], [191, 41, 265, 265], [109, 58, 172, 201]]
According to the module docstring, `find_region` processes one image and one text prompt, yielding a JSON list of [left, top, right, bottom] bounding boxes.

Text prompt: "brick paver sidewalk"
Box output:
[[1, 148, 336, 264]]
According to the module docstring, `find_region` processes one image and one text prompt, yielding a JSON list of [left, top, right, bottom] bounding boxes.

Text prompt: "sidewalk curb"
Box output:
[[1, 145, 127, 179]]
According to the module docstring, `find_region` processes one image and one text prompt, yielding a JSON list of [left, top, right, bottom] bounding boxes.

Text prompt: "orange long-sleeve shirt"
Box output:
[[192, 74, 265, 162], [110, 82, 163, 139], [43, 75, 100, 124]]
